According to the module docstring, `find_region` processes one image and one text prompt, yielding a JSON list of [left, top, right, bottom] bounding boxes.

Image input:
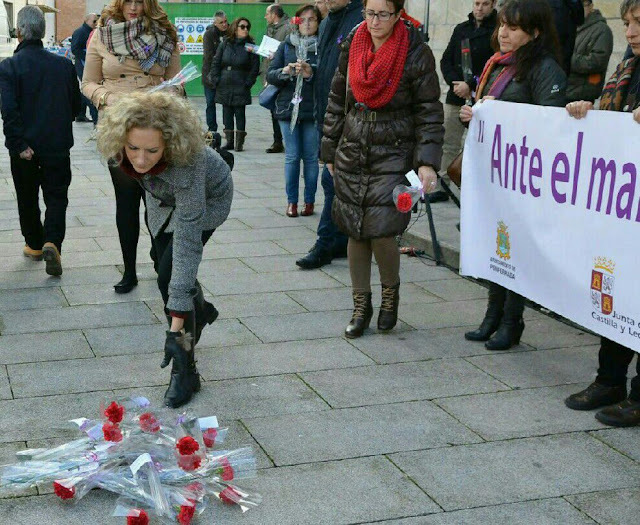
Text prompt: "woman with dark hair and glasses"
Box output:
[[321, 0, 444, 338], [209, 17, 260, 152], [461, 0, 566, 350]]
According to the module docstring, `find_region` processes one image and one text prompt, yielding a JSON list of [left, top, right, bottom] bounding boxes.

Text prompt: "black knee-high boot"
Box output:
[[485, 291, 525, 351], [465, 282, 506, 341], [193, 280, 218, 345]]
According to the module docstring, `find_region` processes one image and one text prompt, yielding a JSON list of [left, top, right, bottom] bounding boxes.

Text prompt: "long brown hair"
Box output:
[[227, 17, 255, 43], [99, 0, 177, 43], [491, 0, 561, 79]]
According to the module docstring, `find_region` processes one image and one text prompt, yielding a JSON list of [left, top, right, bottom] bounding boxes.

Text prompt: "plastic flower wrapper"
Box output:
[[289, 33, 317, 132], [1, 459, 97, 495], [17, 437, 93, 463], [172, 414, 207, 473], [208, 480, 262, 513], [113, 501, 152, 525], [209, 447, 257, 482], [393, 185, 422, 213], [148, 62, 201, 93], [202, 427, 227, 449], [53, 458, 122, 503]]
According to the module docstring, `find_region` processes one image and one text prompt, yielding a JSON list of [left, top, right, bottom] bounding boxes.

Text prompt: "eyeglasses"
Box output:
[[362, 9, 396, 21], [238, 24, 249, 30]]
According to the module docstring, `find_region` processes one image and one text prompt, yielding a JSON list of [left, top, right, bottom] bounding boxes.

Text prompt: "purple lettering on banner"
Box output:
[[551, 153, 570, 204], [617, 162, 636, 219], [588, 158, 616, 214], [571, 132, 583, 205], [505, 143, 518, 191], [519, 136, 529, 195], [491, 124, 502, 185], [529, 149, 542, 197]]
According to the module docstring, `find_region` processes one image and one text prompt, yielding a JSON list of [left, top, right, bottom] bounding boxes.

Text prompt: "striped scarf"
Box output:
[[599, 56, 640, 112], [99, 17, 175, 72], [476, 52, 516, 100]]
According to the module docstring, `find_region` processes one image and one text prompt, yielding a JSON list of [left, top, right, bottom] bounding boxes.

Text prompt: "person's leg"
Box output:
[[234, 106, 247, 151], [266, 110, 284, 152], [222, 105, 234, 149], [440, 103, 466, 180], [203, 86, 218, 132], [301, 121, 319, 206], [109, 164, 142, 290], [345, 237, 373, 338], [465, 282, 507, 341], [279, 121, 301, 205], [485, 290, 525, 350], [10, 155, 44, 252], [39, 155, 72, 253], [372, 237, 401, 331], [630, 356, 640, 401]]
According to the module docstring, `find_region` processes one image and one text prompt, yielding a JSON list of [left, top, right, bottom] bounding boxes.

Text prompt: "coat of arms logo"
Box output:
[[496, 221, 511, 260], [591, 256, 615, 315]]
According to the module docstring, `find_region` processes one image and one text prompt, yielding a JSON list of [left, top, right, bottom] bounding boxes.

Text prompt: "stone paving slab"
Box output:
[[0, 366, 11, 400], [0, 237, 102, 254], [243, 400, 482, 466], [240, 254, 306, 273], [197, 338, 373, 381], [301, 359, 508, 408], [399, 298, 493, 330], [565, 488, 640, 525], [0, 266, 124, 291], [0, 287, 67, 311], [466, 346, 600, 389], [589, 427, 640, 462], [391, 433, 640, 511], [60, 279, 160, 306], [435, 383, 606, 440], [373, 499, 596, 524], [0, 302, 158, 335], [418, 278, 488, 301], [520, 317, 600, 350], [213, 226, 316, 244], [0, 442, 37, 499], [83, 324, 165, 357], [0, 331, 93, 365], [212, 291, 307, 319]]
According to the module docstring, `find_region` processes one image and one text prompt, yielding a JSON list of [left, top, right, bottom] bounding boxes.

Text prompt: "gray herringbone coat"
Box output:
[[138, 147, 233, 312]]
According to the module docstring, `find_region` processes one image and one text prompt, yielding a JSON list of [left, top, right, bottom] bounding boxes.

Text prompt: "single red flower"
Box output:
[[176, 436, 199, 456], [53, 481, 75, 500], [177, 454, 202, 471], [216, 457, 234, 481], [139, 412, 160, 433], [126, 509, 149, 525], [177, 502, 196, 525], [396, 192, 413, 213], [220, 486, 241, 505], [104, 401, 125, 423], [202, 428, 217, 448], [291, 16, 302, 25], [103, 421, 123, 442]]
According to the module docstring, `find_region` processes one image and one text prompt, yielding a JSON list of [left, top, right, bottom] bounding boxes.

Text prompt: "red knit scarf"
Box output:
[[348, 21, 409, 110]]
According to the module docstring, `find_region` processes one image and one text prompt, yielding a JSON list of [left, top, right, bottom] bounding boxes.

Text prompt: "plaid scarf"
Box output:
[[99, 17, 175, 72], [348, 21, 409, 110], [599, 56, 640, 112], [476, 52, 516, 100]]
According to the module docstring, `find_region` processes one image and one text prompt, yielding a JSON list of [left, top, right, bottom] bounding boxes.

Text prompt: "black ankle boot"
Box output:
[[378, 283, 400, 331], [163, 324, 200, 409], [465, 282, 505, 341], [114, 273, 138, 294], [485, 291, 525, 351], [221, 129, 234, 150], [193, 281, 218, 345], [345, 291, 373, 339]]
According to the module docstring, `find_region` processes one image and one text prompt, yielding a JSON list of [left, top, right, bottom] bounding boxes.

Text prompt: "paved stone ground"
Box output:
[[0, 99, 638, 524]]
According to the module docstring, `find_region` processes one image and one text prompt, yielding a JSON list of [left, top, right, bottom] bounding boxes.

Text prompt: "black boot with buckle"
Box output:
[[162, 313, 201, 408], [465, 282, 506, 341], [485, 291, 525, 351], [378, 283, 400, 332], [345, 290, 373, 339]]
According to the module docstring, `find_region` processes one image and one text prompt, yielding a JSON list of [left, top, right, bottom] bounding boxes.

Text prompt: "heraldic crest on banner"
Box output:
[[591, 256, 615, 315], [496, 221, 511, 260]]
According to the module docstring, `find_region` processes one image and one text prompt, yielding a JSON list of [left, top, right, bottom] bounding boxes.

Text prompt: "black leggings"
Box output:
[[109, 164, 145, 276], [222, 105, 246, 131]]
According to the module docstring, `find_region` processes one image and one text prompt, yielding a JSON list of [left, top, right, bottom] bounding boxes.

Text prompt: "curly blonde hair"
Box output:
[[96, 91, 205, 166], [99, 0, 178, 43]]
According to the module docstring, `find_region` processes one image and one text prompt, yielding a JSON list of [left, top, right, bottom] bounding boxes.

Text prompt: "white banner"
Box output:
[[460, 100, 640, 353]]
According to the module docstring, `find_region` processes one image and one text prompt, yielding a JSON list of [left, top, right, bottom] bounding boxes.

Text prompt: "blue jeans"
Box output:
[[316, 162, 348, 253], [279, 120, 319, 204], [204, 86, 217, 132]]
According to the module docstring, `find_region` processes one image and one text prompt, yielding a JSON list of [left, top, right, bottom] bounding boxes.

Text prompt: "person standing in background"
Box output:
[[548, 0, 585, 73], [202, 11, 228, 133], [71, 13, 99, 125], [315, 0, 329, 19]]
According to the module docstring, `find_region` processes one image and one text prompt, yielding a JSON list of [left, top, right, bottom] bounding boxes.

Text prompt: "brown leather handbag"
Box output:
[[447, 150, 463, 188]]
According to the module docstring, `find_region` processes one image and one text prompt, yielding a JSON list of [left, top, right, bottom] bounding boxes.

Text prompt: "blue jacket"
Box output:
[[0, 40, 81, 157], [314, 0, 363, 134], [71, 22, 92, 65], [266, 34, 318, 122]]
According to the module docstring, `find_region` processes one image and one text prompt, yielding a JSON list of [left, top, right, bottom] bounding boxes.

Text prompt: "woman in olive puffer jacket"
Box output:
[[321, 0, 444, 339]]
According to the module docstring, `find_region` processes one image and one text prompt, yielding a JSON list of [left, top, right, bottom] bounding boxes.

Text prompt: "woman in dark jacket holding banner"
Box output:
[[321, 0, 444, 339], [564, 0, 640, 428], [461, 0, 566, 350]]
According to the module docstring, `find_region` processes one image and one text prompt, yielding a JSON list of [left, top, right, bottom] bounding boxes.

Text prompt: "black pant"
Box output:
[[222, 105, 246, 131], [10, 154, 71, 253], [75, 62, 98, 124], [597, 337, 640, 400], [271, 110, 282, 144], [152, 228, 214, 312], [109, 164, 146, 276]]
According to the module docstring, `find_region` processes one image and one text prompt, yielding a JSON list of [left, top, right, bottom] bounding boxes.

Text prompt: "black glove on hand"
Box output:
[[160, 330, 191, 369]]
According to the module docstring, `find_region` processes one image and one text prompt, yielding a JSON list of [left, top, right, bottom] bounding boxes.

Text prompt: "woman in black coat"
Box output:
[[209, 17, 260, 152]]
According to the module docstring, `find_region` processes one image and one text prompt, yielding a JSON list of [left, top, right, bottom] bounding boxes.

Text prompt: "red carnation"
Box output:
[[103, 421, 123, 442], [220, 486, 241, 505], [396, 192, 413, 213], [177, 502, 196, 525], [177, 454, 202, 471], [139, 412, 160, 433], [104, 401, 125, 423], [290, 16, 302, 25], [216, 457, 234, 481], [53, 481, 75, 500], [176, 436, 199, 456], [202, 428, 217, 448], [127, 509, 150, 525]]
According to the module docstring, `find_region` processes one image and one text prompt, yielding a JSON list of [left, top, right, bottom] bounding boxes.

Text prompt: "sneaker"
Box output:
[[295, 247, 332, 270], [23, 245, 43, 261], [564, 382, 627, 411], [42, 242, 62, 276], [595, 398, 640, 427]]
